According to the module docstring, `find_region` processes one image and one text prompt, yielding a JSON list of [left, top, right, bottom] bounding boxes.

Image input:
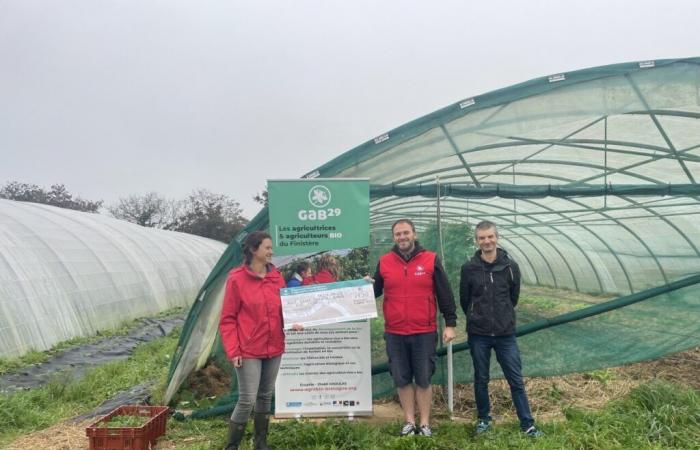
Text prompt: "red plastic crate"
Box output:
[[86, 405, 169, 450]]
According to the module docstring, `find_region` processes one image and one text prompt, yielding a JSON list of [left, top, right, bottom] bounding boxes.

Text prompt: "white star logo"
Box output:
[[308, 185, 331, 207], [312, 189, 327, 204]]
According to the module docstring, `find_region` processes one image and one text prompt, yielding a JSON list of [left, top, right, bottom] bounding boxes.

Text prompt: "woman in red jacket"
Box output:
[[219, 230, 289, 450], [303, 254, 341, 285]]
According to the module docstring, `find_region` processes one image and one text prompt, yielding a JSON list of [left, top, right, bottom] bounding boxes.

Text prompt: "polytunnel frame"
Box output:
[[368, 184, 700, 294], [371, 196, 618, 292], [166, 57, 700, 406], [167, 181, 700, 413], [372, 198, 584, 290], [371, 194, 637, 291], [370, 194, 697, 285], [364, 95, 700, 292], [56, 202, 212, 302], [0, 199, 227, 359], [311, 59, 700, 177], [369, 199, 573, 289], [2, 207, 98, 334], [310, 59, 700, 293]]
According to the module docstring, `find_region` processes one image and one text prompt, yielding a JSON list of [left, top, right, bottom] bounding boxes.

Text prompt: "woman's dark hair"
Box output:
[[242, 231, 272, 265]]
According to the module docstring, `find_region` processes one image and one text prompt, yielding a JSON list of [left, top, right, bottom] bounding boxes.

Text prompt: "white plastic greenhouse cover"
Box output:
[[0, 199, 227, 357]]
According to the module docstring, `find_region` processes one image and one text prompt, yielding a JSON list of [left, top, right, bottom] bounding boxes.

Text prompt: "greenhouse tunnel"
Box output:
[[166, 57, 700, 413], [0, 199, 226, 358]]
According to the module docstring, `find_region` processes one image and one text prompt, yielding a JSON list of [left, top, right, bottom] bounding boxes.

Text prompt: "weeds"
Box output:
[[163, 380, 699, 449], [584, 369, 616, 386], [0, 329, 180, 446]]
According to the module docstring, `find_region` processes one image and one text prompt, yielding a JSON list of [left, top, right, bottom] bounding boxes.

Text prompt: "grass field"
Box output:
[[0, 328, 180, 447], [2, 291, 699, 449], [147, 378, 700, 449]]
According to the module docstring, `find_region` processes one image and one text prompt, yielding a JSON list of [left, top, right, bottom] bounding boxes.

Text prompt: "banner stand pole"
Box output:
[[436, 177, 454, 416]]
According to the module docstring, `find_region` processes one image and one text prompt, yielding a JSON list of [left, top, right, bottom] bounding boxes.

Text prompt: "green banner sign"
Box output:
[[268, 179, 369, 255]]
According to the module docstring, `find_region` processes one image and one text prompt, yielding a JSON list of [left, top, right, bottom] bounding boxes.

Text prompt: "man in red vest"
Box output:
[[373, 219, 457, 437]]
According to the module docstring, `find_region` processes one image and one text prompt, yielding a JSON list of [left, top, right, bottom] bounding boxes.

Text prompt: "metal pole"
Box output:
[[436, 177, 454, 415]]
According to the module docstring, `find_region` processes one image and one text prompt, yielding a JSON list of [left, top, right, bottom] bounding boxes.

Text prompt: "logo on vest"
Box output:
[[414, 264, 426, 276]]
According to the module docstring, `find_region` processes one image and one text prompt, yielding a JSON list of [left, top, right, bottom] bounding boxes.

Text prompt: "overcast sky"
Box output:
[[1, 0, 699, 217]]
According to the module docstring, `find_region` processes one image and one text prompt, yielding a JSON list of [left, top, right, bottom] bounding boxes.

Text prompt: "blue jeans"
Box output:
[[468, 334, 534, 430]]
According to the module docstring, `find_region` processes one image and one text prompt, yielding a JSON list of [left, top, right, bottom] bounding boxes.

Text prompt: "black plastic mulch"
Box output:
[[0, 315, 184, 394]]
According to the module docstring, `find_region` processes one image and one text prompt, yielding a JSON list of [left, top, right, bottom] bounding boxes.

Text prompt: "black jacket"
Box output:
[[374, 242, 458, 328], [459, 248, 521, 336]]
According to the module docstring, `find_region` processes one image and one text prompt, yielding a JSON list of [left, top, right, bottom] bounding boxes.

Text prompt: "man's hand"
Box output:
[[442, 326, 456, 344], [363, 275, 375, 284], [232, 356, 243, 368], [291, 323, 304, 331]]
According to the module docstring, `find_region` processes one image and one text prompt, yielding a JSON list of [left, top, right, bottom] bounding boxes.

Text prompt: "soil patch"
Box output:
[[185, 361, 232, 399], [436, 346, 700, 424]]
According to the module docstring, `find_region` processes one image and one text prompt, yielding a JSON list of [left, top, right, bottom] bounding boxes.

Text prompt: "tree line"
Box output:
[[0, 181, 255, 243]]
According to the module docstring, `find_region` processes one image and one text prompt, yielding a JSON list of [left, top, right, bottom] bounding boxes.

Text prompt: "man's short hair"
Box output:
[[475, 220, 498, 236], [391, 218, 416, 233]]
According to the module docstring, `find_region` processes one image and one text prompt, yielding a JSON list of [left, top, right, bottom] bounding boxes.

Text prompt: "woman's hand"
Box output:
[[291, 323, 304, 331], [232, 356, 243, 368], [363, 275, 375, 283]]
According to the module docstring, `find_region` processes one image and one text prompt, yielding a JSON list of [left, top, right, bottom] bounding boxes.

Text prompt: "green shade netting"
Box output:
[[165, 57, 700, 414]]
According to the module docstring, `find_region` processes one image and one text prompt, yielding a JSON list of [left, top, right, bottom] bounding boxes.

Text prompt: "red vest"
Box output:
[[380, 250, 437, 335]]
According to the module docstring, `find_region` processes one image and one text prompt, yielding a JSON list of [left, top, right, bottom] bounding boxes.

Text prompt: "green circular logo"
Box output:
[[308, 185, 331, 208]]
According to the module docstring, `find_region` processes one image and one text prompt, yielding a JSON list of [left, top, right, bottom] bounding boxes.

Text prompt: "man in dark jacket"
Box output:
[[374, 219, 457, 437], [460, 220, 542, 437]]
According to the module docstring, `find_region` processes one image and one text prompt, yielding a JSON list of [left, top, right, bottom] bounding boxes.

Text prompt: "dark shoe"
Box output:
[[226, 421, 246, 450], [400, 422, 416, 436], [475, 419, 490, 435], [253, 412, 271, 450], [523, 425, 543, 437], [418, 424, 433, 437]]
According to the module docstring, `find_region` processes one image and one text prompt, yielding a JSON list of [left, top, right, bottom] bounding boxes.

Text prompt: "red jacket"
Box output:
[[302, 269, 337, 285], [219, 264, 286, 359], [379, 250, 438, 335]]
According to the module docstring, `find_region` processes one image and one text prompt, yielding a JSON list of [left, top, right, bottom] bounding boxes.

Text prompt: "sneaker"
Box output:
[[400, 422, 416, 436], [418, 424, 433, 437], [523, 425, 543, 437], [475, 419, 490, 435]]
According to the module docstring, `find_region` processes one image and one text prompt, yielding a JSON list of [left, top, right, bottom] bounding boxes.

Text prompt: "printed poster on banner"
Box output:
[[268, 179, 369, 255], [268, 178, 374, 417], [280, 279, 377, 330], [274, 321, 373, 418]]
